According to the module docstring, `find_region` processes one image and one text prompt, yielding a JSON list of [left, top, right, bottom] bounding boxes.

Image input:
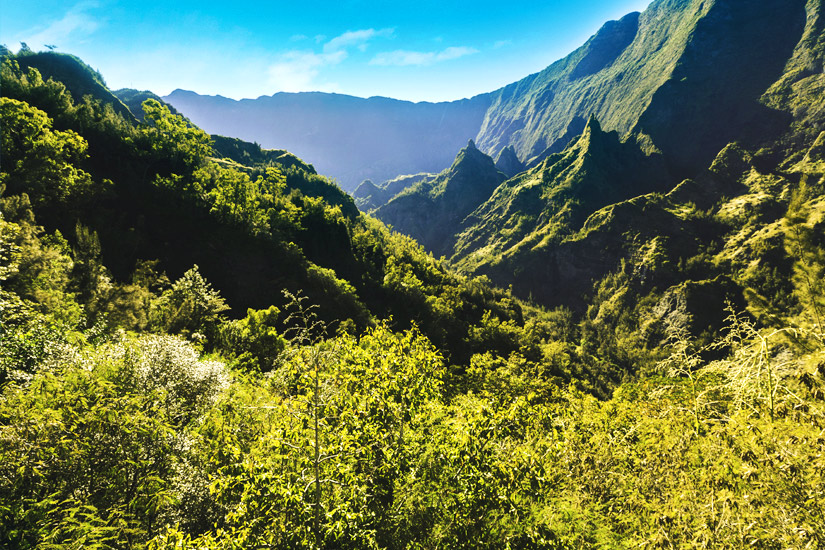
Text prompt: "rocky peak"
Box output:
[[495, 145, 525, 178]]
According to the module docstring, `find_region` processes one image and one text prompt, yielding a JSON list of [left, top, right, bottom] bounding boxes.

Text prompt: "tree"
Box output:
[[139, 99, 212, 185], [0, 97, 93, 206], [219, 306, 287, 372], [784, 175, 825, 336], [150, 265, 229, 347]]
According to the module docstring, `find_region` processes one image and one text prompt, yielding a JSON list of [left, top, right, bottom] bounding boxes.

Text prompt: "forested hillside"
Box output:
[[2, 3, 825, 545]]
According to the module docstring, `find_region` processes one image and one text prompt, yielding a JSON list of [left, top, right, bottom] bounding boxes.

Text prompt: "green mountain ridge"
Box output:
[[113, 88, 183, 121], [453, 116, 671, 305], [373, 140, 508, 257], [352, 172, 436, 211], [477, 0, 807, 178], [15, 50, 136, 123]]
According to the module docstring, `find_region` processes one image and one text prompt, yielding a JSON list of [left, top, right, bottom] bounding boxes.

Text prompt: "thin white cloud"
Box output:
[[267, 28, 394, 92], [493, 40, 512, 49], [267, 49, 346, 92], [20, 1, 101, 49], [324, 28, 394, 53], [370, 46, 478, 67]]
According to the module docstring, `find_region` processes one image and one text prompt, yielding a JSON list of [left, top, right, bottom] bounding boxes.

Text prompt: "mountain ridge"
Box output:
[[373, 140, 507, 257], [163, 0, 809, 191], [164, 88, 493, 191]]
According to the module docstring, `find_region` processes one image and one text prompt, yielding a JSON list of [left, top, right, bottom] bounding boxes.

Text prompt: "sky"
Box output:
[[2, 0, 652, 102]]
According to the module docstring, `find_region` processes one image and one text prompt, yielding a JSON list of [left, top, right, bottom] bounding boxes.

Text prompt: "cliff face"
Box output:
[[475, 0, 807, 177]]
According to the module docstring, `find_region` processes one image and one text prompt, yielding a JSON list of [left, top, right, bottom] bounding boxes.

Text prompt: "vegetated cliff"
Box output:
[[452, 116, 670, 305], [476, 0, 807, 179], [373, 140, 507, 258]]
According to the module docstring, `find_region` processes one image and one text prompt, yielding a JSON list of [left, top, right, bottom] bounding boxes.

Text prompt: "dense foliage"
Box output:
[[2, 39, 825, 550]]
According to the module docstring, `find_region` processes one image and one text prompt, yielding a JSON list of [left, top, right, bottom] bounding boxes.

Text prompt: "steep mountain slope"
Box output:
[[476, 0, 807, 178], [209, 135, 321, 174], [453, 117, 670, 294], [14, 51, 136, 122], [494, 145, 525, 178], [762, 0, 825, 161], [373, 140, 507, 257], [164, 90, 492, 191]]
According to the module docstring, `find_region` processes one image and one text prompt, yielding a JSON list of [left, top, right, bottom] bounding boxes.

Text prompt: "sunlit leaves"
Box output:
[[0, 97, 93, 206], [138, 99, 211, 180]]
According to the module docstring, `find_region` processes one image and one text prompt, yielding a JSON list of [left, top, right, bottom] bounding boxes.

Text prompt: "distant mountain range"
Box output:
[[163, 0, 808, 192], [163, 89, 492, 191]]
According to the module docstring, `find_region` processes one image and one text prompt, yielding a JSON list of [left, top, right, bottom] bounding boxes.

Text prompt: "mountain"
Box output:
[[373, 140, 507, 257], [163, 89, 492, 191], [11, 51, 136, 122], [209, 134, 322, 175], [452, 116, 670, 305], [476, 0, 807, 179], [352, 172, 435, 212], [163, 0, 809, 191], [341, 0, 821, 313], [113, 88, 182, 121], [445, 0, 824, 308], [494, 145, 525, 178]]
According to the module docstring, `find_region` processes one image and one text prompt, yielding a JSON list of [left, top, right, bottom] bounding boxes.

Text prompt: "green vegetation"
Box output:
[[3, 4, 825, 543], [352, 173, 435, 213]]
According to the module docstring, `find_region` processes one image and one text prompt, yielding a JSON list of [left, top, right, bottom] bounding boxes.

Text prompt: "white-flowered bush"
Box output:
[[106, 333, 229, 422]]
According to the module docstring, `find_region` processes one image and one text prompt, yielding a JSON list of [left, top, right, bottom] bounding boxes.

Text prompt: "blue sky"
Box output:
[[2, 0, 651, 102]]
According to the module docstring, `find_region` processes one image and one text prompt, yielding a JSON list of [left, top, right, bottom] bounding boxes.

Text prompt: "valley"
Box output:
[[2, 0, 825, 547]]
